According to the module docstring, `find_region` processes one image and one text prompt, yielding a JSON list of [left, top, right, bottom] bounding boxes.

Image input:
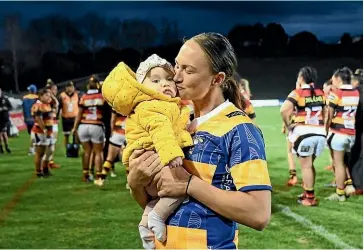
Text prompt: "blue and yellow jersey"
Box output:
[[22, 94, 38, 124], [156, 101, 271, 249]]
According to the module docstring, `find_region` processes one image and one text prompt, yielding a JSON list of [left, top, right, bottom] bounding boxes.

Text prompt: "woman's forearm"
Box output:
[[187, 176, 271, 230], [130, 186, 149, 209]]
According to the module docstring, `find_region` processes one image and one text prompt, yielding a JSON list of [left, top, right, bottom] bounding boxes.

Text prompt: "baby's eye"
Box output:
[[152, 79, 160, 83]]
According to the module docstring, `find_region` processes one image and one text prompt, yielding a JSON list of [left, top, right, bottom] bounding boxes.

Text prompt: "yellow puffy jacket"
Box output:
[[102, 62, 193, 170]]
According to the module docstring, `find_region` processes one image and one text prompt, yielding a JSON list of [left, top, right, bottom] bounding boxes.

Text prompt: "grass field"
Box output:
[[0, 107, 362, 249]]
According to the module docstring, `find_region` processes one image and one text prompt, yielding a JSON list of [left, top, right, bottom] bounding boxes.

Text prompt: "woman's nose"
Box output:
[[173, 72, 182, 83]]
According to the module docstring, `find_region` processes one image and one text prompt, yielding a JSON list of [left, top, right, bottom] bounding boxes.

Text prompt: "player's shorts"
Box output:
[[109, 131, 127, 148], [52, 124, 59, 133], [62, 117, 75, 135], [327, 132, 355, 152], [78, 124, 105, 144], [31, 132, 52, 146], [290, 125, 326, 157], [0, 120, 9, 133]]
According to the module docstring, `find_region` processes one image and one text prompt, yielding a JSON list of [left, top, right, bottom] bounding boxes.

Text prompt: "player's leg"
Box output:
[[325, 133, 348, 201]]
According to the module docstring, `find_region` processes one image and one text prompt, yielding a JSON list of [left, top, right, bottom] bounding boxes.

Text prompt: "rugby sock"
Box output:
[[344, 179, 353, 186], [101, 160, 113, 178], [83, 169, 89, 179], [336, 188, 345, 196], [289, 169, 296, 178], [96, 171, 103, 179]]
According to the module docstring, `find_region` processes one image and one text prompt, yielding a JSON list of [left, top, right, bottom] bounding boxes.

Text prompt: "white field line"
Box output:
[[276, 204, 356, 249]]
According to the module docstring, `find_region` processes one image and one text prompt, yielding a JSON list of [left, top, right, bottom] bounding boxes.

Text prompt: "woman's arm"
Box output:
[[157, 167, 271, 231], [127, 149, 164, 209], [72, 107, 83, 133]]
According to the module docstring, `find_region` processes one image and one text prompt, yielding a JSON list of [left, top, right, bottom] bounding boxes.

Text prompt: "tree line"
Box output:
[[0, 12, 362, 92]]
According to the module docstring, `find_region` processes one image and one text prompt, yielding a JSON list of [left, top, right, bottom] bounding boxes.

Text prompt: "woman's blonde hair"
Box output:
[[191, 32, 244, 110]]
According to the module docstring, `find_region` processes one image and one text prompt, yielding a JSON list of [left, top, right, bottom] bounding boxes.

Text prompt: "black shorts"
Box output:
[[62, 117, 75, 134], [26, 123, 34, 134], [0, 120, 9, 133]]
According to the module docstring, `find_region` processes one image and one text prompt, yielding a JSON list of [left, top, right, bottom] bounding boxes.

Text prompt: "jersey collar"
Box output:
[[195, 100, 232, 127]]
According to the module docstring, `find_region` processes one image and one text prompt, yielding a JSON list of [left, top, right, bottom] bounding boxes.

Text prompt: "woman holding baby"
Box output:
[[104, 32, 272, 249]]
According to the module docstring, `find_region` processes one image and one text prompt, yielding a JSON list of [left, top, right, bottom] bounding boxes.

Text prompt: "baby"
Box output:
[[102, 54, 193, 249]]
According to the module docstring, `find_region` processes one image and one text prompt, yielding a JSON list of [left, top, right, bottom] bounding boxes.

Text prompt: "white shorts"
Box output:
[[327, 132, 355, 152], [53, 124, 58, 133], [109, 132, 126, 148], [31, 132, 52, 146], [290, 125, 326, 157], [78, 124, 105, 144]]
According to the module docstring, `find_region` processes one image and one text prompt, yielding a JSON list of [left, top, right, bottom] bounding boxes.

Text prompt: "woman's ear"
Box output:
[[211, 72, 226, 87]]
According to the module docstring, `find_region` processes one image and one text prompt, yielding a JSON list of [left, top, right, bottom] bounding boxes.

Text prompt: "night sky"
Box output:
[[0, 0, 362, 48]]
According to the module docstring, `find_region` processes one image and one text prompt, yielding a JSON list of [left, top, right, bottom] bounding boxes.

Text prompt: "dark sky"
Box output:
[[0, 1, 362, 47]]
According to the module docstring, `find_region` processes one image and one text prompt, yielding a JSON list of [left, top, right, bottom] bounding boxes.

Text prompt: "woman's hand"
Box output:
[[157, 166, 192, 197], [127, 149, 163, 189]]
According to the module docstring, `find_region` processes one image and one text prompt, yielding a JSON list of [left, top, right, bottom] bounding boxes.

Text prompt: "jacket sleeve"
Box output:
[[137, 102, 184, 166]]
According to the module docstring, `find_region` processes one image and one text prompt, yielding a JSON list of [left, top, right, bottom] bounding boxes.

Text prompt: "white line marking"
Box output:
[[277, 204, 356, 249]]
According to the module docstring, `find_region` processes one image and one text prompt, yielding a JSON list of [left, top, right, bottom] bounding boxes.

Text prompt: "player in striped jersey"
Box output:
[[31, 89, 54, 177], [94, 111, 127, 186], [325, 67, 360, 201], [72, 76, 107, 182], [280, 66, 326, 206]]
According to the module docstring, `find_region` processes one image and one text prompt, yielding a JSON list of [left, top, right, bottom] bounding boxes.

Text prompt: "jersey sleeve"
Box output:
[[328, 90, 340, 108], [223, 123, 272, 192], [286, 89, 299, 105], [31, 103, 42, 117]]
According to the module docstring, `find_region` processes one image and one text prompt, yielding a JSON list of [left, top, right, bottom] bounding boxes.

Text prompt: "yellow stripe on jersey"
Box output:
[[184, 160, 217, 184], [230, 159, 271, 191], [155, 226, 207, 249]]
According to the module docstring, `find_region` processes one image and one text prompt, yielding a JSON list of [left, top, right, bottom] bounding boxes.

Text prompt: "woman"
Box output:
[[325, 67, 360, 201], [30, 89, 53, 177], [45, 82, 60, 169], [104, 33, 271, 249], [72, 76, 106, 182], [94, 110, 127, 186], [280, 66, 326, 206]]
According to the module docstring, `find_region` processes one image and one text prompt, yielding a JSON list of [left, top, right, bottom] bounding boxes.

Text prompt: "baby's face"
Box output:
[[143, 67, 177, 98]]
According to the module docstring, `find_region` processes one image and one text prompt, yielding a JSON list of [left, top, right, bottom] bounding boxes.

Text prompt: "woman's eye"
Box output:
[[185, 69, 192, 74]]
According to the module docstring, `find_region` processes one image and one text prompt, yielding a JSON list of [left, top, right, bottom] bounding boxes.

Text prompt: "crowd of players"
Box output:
[[280, 67, 362, 206], [0, 66, 362, 207]]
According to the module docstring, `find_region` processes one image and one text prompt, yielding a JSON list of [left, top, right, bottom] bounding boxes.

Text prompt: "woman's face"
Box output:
[[40, 92, 51, 103], [173, 40, 215, 101], [331, 75, 341, 88]]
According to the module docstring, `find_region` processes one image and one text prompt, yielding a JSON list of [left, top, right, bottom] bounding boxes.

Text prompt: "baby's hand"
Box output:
[[187, 119, 198, 134], [169, 157, 183, 168]]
